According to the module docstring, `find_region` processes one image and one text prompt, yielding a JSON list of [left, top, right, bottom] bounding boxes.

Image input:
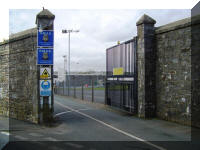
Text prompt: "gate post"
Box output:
[[136, 14, 156, 118], [36, 8, 55, 124]]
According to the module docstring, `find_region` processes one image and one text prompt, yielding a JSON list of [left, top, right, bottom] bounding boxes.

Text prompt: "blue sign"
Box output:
[[38, 30, 54, 47], [40, 80, 51, 96], [41, 80, 50, 89], [37, 48, 53, 65]]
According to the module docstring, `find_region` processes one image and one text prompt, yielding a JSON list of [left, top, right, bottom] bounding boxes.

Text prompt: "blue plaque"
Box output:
[[38, 30, 54, 47], [37, 48, 53, 65]]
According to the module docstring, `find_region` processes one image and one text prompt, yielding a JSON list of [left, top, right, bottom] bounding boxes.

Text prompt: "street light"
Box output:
[[62, 29, 79, 96], [63, 55, 67, 93]]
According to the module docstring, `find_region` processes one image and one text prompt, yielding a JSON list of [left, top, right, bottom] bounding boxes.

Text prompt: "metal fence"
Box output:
[[106, 39, 136, 76], [55, 75, 106, 104], [106, 38, 138, 113]]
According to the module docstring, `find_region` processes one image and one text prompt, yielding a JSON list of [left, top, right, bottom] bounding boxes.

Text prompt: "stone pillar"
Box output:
[[191, 4, 200, 128], [136, 14, 156, 118], [36, 9, 55, 124]]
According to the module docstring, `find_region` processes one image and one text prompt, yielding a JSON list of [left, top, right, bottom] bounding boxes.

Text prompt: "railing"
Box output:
[[54, 75, 106, 104]]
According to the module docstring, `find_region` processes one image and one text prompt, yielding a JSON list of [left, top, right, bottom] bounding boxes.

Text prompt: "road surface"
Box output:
[[1, 95, 200, 150]]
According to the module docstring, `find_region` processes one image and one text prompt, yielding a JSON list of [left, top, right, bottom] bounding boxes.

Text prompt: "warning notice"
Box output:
[[40, 67, 51, 79], [40, 80, 51, 96]]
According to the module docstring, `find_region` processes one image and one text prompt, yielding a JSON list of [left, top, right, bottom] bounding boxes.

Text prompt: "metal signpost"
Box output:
[[36, 8, 55, 124]]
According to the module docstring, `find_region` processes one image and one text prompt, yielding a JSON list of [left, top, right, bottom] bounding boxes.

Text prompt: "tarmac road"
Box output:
[[1, 95, 200, 150], [0, 116, 9, 150], [0, 130, 9, 149]]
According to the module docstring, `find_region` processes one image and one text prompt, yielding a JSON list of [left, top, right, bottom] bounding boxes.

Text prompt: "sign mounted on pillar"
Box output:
[[36, 8, 55, 123], [37, 48, 53, 65], [38, 30, 54, 47], [40, 80, 52, 96], [40, 67, 51, 79]]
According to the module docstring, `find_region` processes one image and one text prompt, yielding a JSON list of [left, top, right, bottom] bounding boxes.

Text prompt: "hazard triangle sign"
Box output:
[[40, 67, 51, 79]]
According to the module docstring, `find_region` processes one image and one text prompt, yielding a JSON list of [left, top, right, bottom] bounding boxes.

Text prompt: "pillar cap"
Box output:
[[136, 14, 156, 26], [35, 9, 55, 24]]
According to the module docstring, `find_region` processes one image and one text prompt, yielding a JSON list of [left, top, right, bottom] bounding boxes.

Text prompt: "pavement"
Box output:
[[0, 95, 200, 150]]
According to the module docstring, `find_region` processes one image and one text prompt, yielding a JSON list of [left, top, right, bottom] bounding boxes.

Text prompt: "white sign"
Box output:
[[40, 80, 51, 96], [40, 67, 51, 79]]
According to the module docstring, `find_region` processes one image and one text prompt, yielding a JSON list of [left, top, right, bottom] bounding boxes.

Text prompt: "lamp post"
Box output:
[[62, 29, 79, 96], [63, 55, 67, 94]]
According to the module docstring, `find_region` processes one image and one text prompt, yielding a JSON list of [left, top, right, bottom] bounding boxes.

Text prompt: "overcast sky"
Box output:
[[9, 9, 190, 78]]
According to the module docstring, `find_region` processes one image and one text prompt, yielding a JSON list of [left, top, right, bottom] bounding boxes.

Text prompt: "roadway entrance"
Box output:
[[105, 38, 137, 114]]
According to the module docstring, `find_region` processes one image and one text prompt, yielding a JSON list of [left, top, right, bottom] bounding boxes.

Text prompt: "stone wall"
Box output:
[[1, 13, 199, 127], [155, 18, 191, 126], [136, 14, 200, 127], [0, 40, 9, 116], [0, 28, 38, 123]]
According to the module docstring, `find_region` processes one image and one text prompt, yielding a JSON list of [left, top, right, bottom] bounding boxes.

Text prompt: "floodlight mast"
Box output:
[[62, 29, 79, 95], [63, 55, 67, 91]]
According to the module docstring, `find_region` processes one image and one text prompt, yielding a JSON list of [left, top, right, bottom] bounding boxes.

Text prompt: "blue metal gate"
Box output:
[[105, 38, 137, 113]]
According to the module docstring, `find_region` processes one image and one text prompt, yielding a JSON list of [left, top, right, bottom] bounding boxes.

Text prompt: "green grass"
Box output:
[[87, 87, 105, 90], [57, 87, 105, 91], [57, 85, 130, 91], [76, 87, 105, 90]]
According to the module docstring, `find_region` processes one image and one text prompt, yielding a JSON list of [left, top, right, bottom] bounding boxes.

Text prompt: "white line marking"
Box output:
[[54, 108, 92, 117], [14, 135, 28, 140], [56, 101, 167, 150], [66, 142, 84, 149], [78, 108, 92, 111], [84, 95, 104, 99], [29, 133, 43, 137], [1, 131, 10, 136], [43, 137, 58, 141], [54, 111, 73, 117]]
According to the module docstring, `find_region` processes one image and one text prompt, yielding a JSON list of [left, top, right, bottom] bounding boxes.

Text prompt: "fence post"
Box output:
[[68, 79, 70, 96], [104, 77, 107, 105], [82, 83, 84, 100], [63, 82, 64, 95], [74, 85, 76, 98], [92, 79, 94, 102]]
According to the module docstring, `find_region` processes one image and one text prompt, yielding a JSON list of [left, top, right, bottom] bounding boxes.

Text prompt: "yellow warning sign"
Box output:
[[40, 68, 51, 79], [113, 67, 124, 75]]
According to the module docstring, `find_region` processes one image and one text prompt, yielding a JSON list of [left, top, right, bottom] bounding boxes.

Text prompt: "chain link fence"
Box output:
[[55, 75, 105, 104]]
